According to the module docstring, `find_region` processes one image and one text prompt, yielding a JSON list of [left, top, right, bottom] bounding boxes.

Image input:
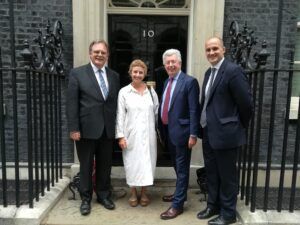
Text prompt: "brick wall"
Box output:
[[223, 0, 299, 163], [1, 0, 299, 164], [0, 0, 73, 162]]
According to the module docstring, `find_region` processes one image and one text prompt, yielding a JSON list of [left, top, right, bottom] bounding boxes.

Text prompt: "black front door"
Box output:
[[108, 15, 188, 166]]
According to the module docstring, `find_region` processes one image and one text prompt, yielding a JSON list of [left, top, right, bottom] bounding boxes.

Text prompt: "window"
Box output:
[[108, 0, 190, 8]]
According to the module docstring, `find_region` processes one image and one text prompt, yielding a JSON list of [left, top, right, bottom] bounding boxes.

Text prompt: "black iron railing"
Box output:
[[241, 68, 300, 212], [0, 20, 65, 208], [230, 20, 300, 212]]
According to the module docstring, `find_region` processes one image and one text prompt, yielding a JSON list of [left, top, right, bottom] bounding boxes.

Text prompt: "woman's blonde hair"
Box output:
[[128, 59, 148, 76]]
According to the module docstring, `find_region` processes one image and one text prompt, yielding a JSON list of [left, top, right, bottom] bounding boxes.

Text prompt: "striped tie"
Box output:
[[98, 69, 108, 99]]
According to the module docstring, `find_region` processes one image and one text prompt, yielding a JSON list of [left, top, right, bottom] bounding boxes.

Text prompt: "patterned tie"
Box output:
[[200, 68, 217, 128], [161, 77, 174, 125], [98, 69, 108, 100]]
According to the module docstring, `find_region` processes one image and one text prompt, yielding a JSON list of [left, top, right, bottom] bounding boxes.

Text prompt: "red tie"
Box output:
[[161, 78, 173, 125]]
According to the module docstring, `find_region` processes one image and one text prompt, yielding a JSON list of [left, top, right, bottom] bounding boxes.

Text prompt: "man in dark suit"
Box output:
[[158, 49, 200, 220], [67, 40, 120, 215], [197, 37, 253, 225]]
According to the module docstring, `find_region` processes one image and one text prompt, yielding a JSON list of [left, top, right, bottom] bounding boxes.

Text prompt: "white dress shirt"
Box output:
[[90, 62, 109, 96]]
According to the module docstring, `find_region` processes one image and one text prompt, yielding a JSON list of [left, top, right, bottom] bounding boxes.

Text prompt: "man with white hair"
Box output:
[[158, 49, 200, 220]]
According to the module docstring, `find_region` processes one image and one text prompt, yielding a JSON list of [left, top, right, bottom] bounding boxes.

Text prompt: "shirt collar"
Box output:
[[211, 57, 224, 70], [128, 83, 135, 92], [169, 70, 181, 81], [128, 83, 146, 93], [90, 61, 105, 73]]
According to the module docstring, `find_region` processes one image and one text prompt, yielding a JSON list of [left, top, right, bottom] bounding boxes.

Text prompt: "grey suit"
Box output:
[[67, 63, 120, 201]]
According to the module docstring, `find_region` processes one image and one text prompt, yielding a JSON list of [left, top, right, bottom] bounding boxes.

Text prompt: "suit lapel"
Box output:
[[208, 60, 227, 102], [169, 72, 184, 110], [159, 79, 169, 113], [162, 78, 168, 92], [201, 70, 210, 105], [105, 67, 114, 99], [161, 78, 169, 101]]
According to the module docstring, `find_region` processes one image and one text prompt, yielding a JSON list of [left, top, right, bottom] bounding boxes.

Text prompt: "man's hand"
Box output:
[[70, 131, 81, 141], [188, 136, 197, 149]]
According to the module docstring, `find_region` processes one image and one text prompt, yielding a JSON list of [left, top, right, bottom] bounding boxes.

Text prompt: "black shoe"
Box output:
[[197, 207, 219, 219], [208, 215, 237, 225], [80, 200, 91, 215], [162, 194, 174, 202], [97, 198, 115, 210]]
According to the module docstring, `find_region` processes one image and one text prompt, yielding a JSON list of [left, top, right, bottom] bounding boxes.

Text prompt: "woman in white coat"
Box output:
[[115, 59, 159, 207]]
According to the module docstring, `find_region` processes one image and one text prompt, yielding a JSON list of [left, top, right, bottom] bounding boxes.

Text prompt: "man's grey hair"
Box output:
[[162, 49, 182, 64]]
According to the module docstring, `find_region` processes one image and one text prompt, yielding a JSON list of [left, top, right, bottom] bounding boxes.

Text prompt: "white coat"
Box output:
[[115, 84, 159, 186]]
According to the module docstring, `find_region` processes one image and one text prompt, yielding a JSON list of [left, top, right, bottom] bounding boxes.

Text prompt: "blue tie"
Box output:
[[98, 69, 108, 99]]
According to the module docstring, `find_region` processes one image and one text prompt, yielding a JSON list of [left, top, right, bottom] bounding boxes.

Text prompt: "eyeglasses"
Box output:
[[92, 50, 107, 56]]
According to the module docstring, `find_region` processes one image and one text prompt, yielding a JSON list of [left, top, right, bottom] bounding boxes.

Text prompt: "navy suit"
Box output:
[[158, 72, 200, 210], [200, 59, 253, 219]]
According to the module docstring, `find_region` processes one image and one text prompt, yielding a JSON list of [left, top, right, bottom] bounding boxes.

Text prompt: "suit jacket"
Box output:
[[200, 59, 253, 149], [158, 72, 200, 146], [67, 63, 120, 139]]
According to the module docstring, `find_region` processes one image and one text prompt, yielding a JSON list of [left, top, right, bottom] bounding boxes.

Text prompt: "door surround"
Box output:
[[72, 0, 225, 171], [72, 0, 225, 80]]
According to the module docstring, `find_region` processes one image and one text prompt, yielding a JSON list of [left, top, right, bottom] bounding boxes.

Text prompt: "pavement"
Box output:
[[0, 177, 70, 225], [2, 177, 300, 225], [41, 179, 242, 225]]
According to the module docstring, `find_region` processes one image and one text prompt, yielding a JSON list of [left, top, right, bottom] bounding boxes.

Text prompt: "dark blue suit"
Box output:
[[200, 59, 253, 219], [159, 71, 200, 210]]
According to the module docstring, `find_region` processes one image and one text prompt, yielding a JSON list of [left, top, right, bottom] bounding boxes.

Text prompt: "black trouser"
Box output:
[[76, 131, 113, 202], [202, 128, 238, 219]]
